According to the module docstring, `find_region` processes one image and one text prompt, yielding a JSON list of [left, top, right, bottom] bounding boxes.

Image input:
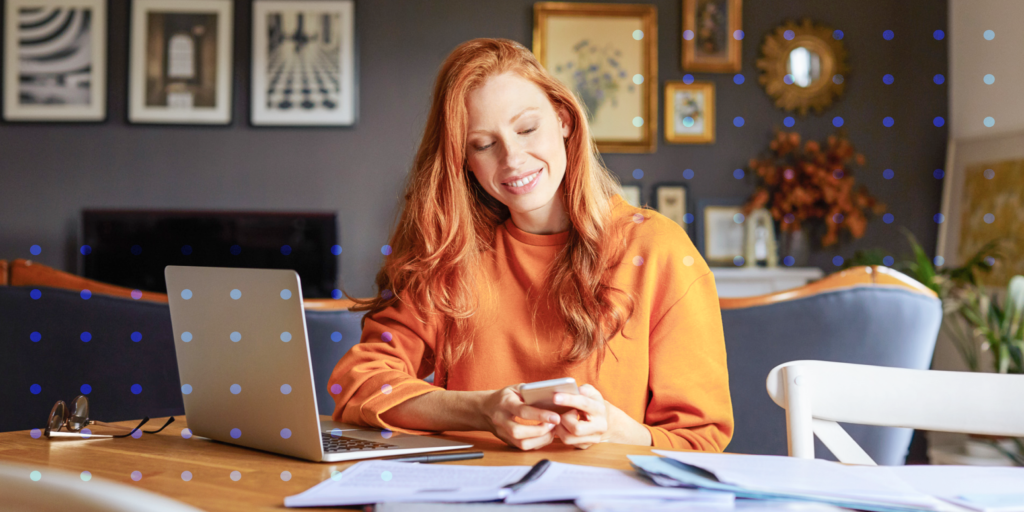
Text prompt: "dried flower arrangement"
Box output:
[[743, 129, 886, 247]]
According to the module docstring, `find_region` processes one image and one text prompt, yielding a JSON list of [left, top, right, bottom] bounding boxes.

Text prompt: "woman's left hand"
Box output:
[[550, 384, 609, 449]]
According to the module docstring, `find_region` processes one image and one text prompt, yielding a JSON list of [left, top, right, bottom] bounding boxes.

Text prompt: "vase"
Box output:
[[779, 228, 810, 266]]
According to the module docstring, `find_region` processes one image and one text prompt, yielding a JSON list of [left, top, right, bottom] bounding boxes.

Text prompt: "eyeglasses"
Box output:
[[44, 395, 175, 439]]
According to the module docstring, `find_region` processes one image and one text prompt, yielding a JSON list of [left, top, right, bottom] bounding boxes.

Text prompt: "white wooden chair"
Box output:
[[766, 360, 1024, 465]]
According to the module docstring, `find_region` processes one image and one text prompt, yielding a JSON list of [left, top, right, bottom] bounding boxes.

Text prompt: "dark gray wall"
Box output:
[[0, 0, 947, 297]]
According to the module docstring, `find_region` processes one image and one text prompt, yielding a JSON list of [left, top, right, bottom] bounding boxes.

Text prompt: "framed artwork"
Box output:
[[621, 184, 642, 208], [128, 0, 233, 124], [664, 80, 715, 144], [534, 2, 658, 153], [653, 183, 690, 233], [696, 198, 745, 265], [3, 0, 107, 121], [937, 130, 1024, 287], [682, 0, 742, 73], [251, 0, 356, 126]]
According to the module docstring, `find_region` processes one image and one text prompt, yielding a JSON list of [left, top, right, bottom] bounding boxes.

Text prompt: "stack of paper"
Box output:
[[284, 460, 734, 508], [630, 450, 1024, 512]]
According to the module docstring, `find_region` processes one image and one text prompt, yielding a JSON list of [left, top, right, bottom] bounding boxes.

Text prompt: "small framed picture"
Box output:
[[128, 0, 234, 124], [696, 199, 745, 265], [621, 184, 642, 208], [653, 183, 690, 233], [682, 0, 742, 73], [3, 0, 107, 121], [534, 2, 658, 153], [251, 0, 356, 126], [665, 81, 714, 144]]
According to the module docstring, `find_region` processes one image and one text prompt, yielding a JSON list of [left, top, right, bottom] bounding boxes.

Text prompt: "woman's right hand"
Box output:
[[477, 385, 561, 450]]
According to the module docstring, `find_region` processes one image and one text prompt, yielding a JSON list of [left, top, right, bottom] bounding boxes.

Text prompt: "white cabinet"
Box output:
[[710, 267, 825, 298]]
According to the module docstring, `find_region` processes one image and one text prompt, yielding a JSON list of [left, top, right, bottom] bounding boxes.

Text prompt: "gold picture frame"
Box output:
[[664, 81, 715, 144], [682, 0, 742, 73], [534, 2, 658, 154]]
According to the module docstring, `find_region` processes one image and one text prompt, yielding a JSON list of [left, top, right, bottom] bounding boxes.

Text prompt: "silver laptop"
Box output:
[[164, 265, 472, 462]]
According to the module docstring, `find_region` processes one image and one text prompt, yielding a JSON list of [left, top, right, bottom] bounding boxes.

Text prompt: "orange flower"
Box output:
[[744, 129, 884, 248]]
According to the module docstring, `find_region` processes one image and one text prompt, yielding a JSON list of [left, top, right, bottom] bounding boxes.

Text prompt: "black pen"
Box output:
[[385, 451, 484, 463], [502, 458, 551, 492]]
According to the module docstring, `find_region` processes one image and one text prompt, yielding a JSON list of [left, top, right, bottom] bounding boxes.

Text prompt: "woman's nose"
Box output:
[[501, 138, 527, 169]]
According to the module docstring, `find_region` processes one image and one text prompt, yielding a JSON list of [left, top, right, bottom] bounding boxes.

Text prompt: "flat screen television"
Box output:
[[81, 210, 338, 298]]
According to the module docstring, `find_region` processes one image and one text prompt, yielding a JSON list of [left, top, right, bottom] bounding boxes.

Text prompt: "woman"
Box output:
[[330, 38, 732, 451]]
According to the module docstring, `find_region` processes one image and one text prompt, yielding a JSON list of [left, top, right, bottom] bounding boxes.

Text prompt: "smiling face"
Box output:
[[465, 71, 572, 234]]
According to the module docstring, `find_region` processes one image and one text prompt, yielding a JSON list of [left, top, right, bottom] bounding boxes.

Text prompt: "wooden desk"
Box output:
[[0, 416, 660, 511]]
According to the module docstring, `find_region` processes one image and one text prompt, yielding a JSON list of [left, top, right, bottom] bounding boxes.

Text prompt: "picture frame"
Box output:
[[664, 80, 715, 144], [937, 129, 1024, 287], [620, 184, 642, 208], [682, 0, 742, 73], [533, 2, 658, 153], [653, 182, 690, 234], [128, 0, 233, 124], [3, 0, 107, 122], [696, 198, 746, 265], [251, 0, 357, 127]]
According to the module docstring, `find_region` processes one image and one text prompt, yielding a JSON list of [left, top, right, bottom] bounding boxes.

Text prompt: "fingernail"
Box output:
[[552, 395, 563, 405]]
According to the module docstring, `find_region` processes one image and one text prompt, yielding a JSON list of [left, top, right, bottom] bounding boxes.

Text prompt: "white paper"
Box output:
[[284, 460, 529, 507], [653, 450, 945, 509], [506, 461, 735, 505], [887, 466, 1024, 512]]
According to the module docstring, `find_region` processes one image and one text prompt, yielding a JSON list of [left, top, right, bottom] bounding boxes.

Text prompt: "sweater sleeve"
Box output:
[[327, 294, 443, 435], [643, 270, 734, 451]]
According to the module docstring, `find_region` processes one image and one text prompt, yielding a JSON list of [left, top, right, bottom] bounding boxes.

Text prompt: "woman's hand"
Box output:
[[550, 384, 609, 449], [551, 384, 653, 448], [477, 385, 561, 450]]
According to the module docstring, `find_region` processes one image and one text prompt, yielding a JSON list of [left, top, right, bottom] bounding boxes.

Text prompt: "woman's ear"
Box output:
[[557, 106, 572, 139]]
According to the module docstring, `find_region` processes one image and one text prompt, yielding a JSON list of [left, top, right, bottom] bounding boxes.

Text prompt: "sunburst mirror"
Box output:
[[756, 18, 849, 116]]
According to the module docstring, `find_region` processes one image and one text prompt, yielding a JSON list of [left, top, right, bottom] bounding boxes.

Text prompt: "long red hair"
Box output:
[[341, 38, 642, 383]]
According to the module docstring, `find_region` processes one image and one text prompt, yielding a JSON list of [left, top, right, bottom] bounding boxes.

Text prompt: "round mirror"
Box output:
[[786, 47, 822, 87], [756, 18, 848, 115]]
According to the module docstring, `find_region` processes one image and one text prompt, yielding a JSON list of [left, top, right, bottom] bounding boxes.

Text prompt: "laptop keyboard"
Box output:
[[322, 433, 397, 453]]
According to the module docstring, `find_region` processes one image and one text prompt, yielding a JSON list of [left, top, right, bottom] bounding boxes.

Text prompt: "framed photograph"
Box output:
[[534, 2, 658, 153], [251, 0, 356, 126], [3, 0, 107, 121], [682, 0, 742, 73], [664, 80, 714, 144], [653, 183, 690, 233], [621, 184, 642, 208], [937, 130, 1024, 287], [696, 198, 745, 265], [128, 0, 233, 124]]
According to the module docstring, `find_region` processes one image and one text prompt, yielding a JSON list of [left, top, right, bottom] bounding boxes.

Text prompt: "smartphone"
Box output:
[[518, 377, 580, 415]]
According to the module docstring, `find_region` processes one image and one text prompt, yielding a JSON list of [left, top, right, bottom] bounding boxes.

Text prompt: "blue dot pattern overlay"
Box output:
[[281, 384, 292, 394], [181, 245, 192, 255], [281, 332, 292, 342], [30, 332, 41, 342], [883, 256, 895, 266], [131, 384, 142, 395], [182, 332, 193, 342], [230, 384, 241, 394], [332, 331, 343, 342], [80, 245, 92, 255], [81, 384, 92, 394], [182, 384, 193, 394], [80, 289, 91, 300], [30, 289, 41, 300], [230, 289, 241, 300], [131, 244, 142, 255], [231, 428, 241, 439], [132, 332, 142, 342], [181, 289, 193, 300], [281, 245, 292, 255], [81, 332, 91, 342], [231, 245, 242, 255], [332, 245, 343, 255], [31, 384, 42, 394], [30, 245, 42, 255], [683, 169, 694, 179], [230, 331, 241, 342], [632, 168, 644, 179], [883, 74, 894, 85], [281, 428, 292, 439], [281, 289, 292, 300]]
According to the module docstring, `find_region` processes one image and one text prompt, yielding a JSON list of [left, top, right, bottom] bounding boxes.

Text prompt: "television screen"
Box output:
[[81, 210, 338, 298]]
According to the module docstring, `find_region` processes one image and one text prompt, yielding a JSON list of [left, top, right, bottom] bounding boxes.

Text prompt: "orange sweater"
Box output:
[[328, 195, 733, 451]]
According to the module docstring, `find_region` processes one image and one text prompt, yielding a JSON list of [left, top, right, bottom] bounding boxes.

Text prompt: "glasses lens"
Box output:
[[47, 401, 67, 433], [67, 395, 90, 431]]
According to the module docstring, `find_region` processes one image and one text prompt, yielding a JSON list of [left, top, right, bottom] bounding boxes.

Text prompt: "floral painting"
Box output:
[[664, 81, 714, 144], [553, 40, 633, 124], [534, 3, 657, 153]]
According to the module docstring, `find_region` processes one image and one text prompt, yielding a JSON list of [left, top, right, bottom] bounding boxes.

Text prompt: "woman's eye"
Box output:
[[520, 127, 537, 135], [475, 143, 493, 151]]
